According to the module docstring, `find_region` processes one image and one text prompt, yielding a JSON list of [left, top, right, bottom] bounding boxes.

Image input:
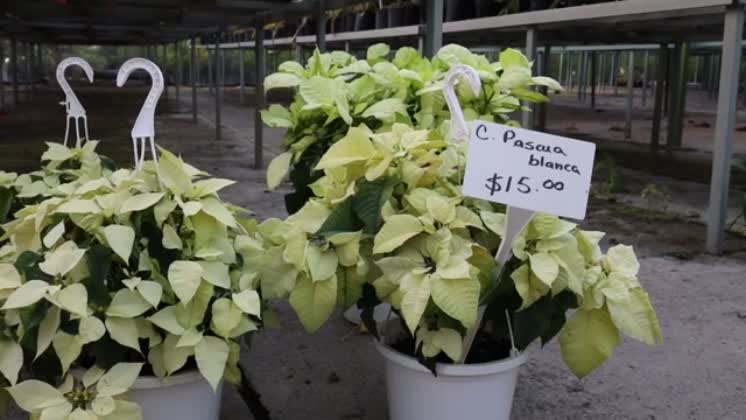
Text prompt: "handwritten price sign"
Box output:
[[462, 121, 596, 220]]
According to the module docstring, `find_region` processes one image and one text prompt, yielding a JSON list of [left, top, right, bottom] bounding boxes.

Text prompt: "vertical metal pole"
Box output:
[[558, 51, 564, 83], [255, 18, 266, 169], [25, 43, 32, 99], [625, 51, 634, 139], [208, 41, 214, 95], [609, 51, 617, 89], [522, 27, 537, 129], [651, 44, 668, 154], [578, 51, 585, 102], [424, 0, 444, 58], [191, 37, 198, 124], [590, 51, 597, 109], [293, 44, 302, 62], [344, 42, 350, 53], [668, 43, 688, 150], [10, 37, 18, 106], [175, 41, 181, 104], [641, 51, 649, 108], [162, 44, 169, 108], [220, 43, 226, 96], [214, 36, 222, 140], [598, 53, 605, 91], [0, 40, 5, 110], [537, 45, 550, 131], [613, 51, 620, 95], [707, 7, 744, 254], [239, 46, 245, 105], [316, 0, 327, 52]]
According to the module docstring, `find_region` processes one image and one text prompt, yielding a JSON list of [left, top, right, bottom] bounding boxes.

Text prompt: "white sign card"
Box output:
[[462, 121, 596, 220]]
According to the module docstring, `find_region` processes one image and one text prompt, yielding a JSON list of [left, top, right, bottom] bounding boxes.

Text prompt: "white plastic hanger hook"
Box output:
[[116, 58, 164, 172], [56, 57, 94, 148], [443, 64, 482, 143]]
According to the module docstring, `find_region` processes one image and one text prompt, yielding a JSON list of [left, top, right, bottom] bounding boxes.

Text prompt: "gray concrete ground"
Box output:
[[2, 85, 746, 420]]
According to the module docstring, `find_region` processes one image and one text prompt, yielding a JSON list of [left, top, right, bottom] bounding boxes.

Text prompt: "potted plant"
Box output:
[[0, 142, 269, 420], [260, 46, 661, 419]]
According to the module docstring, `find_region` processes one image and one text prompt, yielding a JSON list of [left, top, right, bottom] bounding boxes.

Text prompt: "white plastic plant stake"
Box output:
[[116, 58, 164, 171], [56, 57, 94, 148], [443, 64, 534, 363], [443, 64, 482, 143]]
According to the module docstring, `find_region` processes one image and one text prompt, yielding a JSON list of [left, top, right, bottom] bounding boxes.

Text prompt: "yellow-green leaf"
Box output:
[[195, 336, 229, 392], [50, 284, 88, 317], [306, 246, 338, 282], [52, 332, 82, 374], [36, 307, 61, 359], [6, 380, 67, 412], [96, 363, 143, 398], [136, 281, 163, 308], [210, 298, 242, 338], [0, 339, 22, 385], [162, 224, 183, 250], [559, 309, 620, 378], [148, 306, 185, 335], [42, 221, 66, 249], [119, 193, 165, 214], [289, 275, 337, 333], [529, 252, 560, 287], [2, 280, 50, 309], [266, 152, 293, 190], [78, 316, 106, 344], [39, 241, 86, 277], [55, 199, 101, 214], [373, 215, 423, 254], [607, 288, 662, 346], [200, 197, 237, 228], [168, 261, 204, 304], [103, 225, 135, 263], [315, 126, 375, 170], [199, 261, 230, 289], [105, 317, 141, 353], [431, 277, 480, 329], [163, 334, 192, 375], [605, 245, 640, 277], [106, 289, 151, 318], [400, 273, 431, 334], [232, 290, 261, 317], [176, 329, 203, 348]]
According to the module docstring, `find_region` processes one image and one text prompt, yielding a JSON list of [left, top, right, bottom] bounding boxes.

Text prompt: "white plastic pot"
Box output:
[[374, 338, 527, 420], [128, 371, 222, 420]]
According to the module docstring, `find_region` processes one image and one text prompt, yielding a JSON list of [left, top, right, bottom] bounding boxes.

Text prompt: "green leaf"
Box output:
[[607, 288, 662, 346], [119, 193, 165, 214], [0, 340, 22, 385], [559, 309, 620, 378], [106, 289, 151, 318], [316, 199, 363, 237], [168, 261, 204, 304], [289, 275, 337, 333], [480, 211, 506, 236], [361, 98, 407, 121], [96, 363, 143, 398], [198, 261, 230, 289], [2, 280, 50, 309], [176, 329, 203, 348], [6, 380, 67, 412], [431, 277, 480, 329], [262, 104, 293, 129], [499, 48, 530, 70], [531, 76, 563, 91], [352, 178, 392, 234], [605, 245, 640, 277], [195, 336, 229, 392], [105, 317, 141, 353], [157, 148, 192, 196], [175, 281, 214, 330], [373, 215, 423, 254], [200, 197, 237, 228], [367, 43, 391, 62], [512, 264, 550, 309]]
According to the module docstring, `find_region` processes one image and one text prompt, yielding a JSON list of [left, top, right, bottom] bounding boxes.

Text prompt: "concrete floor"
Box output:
[[2, 84, 746, 419]]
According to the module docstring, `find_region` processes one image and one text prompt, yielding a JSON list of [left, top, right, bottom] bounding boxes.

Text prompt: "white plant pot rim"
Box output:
[[131, 370, 207, 390], [374, 338, 528, 377]]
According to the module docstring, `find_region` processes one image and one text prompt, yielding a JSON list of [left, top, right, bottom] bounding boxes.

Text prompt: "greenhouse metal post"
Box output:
[[707, 6, 744, 254], [651, 44, 667, 153], [625, 51, 634, 139], [11, 37, 17, 107], [0, 40, 4, 111], [424, 0, 443, 58], [214, 36, 222, 141], [255, 18, 266, 169], [239, 45, 245, 105], [176, 41, 181, 103], [316, 0, 327, 52], [191, 37, 198, 124], [522, 27, 537, 129]]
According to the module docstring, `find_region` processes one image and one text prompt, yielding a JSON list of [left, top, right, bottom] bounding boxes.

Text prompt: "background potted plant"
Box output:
[[0, 142, 269, 420]]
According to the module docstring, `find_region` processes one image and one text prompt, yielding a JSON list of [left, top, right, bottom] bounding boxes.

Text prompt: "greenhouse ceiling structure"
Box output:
[[1, 0, 746, 254]]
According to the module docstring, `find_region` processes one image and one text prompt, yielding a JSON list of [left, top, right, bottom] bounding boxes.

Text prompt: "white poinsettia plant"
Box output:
[[262, 43, 561, 213], [0, 143, 268, 419], [258, 120, 662, 377]]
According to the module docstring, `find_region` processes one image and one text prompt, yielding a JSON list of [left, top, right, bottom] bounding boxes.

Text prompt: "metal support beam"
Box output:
[[239, 46, 245, 105], [590, 51, 597, 109], [315, 0, 327, 52], [651, 44, 668, 154], [424, 0, 444, 58], [214, 36, 222, 140], [208, 44, 214, 95], [25, 43, 32, 99], [163, 44, 169, 108], [11, 37, 18, 106], [667, 42, 689, 151], [175, 41, 181, 104], [625, 51, 634, 139], [707, 6, 744, 254], [0, 40, 5, 110], [558, 52, 564, 83], [537, 45, 551, 131], [641, 51, 649, 108], [255, 19, 266, 169], [522, 27, 537, 129], [577, 51, 585, 102], [191, 37, 198, 124]]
